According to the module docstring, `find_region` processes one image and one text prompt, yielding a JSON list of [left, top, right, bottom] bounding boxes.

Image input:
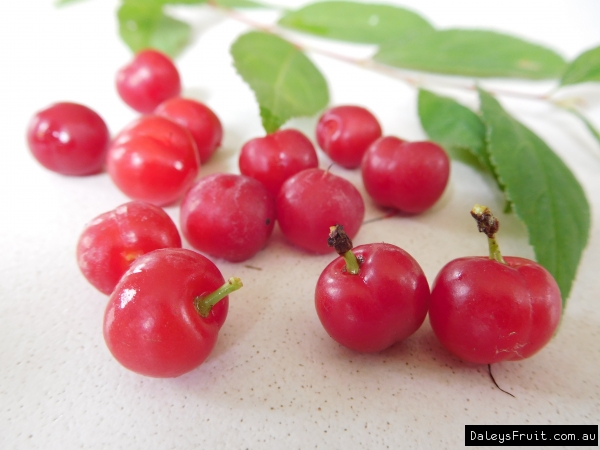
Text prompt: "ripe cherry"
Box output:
[[154, 97, 223, 164], [104, 248, 242, 378], [26, 102, 109, 176], [315, 225, 430, 353], [106, 115, 200, 206], [316, 105, 382, 169], [277, 168, 365, 254], [428, 205, 562, 364], [239, 128, 319, 197], [76, 201, 181, 295], [361, 137, 450, 214], [180, 173, 276, 262], [116, 49, 181, 113]]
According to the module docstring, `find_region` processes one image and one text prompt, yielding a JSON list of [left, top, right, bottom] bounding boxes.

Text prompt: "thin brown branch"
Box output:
[[207, 2, 554, 102]]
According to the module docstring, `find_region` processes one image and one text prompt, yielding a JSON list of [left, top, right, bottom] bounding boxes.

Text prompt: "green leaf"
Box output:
[[560, 45, 600, 86], [417, 89, 491, 173], [562, 107, 600, 148], [213, 0, 267, 7], [118, 1, 191, 57], [162, 0, 206, 4], [55, 0, 89, 6], [375, 29, 567, 79], [231, 31, 329, 133], [554, 102, 600, 149], [126, 0, 207, 5], [278, 1, 434, 44], [479, 89, 590, 303]]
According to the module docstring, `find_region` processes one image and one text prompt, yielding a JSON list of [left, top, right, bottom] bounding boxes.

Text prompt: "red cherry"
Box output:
[[316, 105, 382, 169], [430, 256, 562, 364], [154, 97, 223, 164], [107, 115, 200, 206], [239, 128, 319, 197], [277, 168, 365, 254], [316, 227, 430, 352], [76, 201, 181, 295], [361, 137, 450, 214], [180, 173, 276, 262], [428, 205, 562, 364], [26, 102, 109, 176], [104, 248, 242, 378], [116, 49, 181, 113]]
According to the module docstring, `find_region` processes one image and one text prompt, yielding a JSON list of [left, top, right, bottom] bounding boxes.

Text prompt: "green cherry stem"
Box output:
[[487, 236, 505, 264], [470, 204, 506, 264], [328, 224, 360, 275], [341, 250, 360, 275], [194, 277, 243, 317]]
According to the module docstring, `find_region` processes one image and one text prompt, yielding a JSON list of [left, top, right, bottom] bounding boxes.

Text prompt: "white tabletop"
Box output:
[[2, 0, 599, 448]]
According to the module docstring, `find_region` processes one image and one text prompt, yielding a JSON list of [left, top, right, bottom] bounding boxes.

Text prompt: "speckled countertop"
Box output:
[[1, 1, 599, 448]]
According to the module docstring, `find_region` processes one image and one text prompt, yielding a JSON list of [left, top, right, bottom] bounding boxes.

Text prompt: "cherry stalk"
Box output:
[[470, 203, 505, 264], [195, 277, 244, 317], [327, 224, 360, 275]]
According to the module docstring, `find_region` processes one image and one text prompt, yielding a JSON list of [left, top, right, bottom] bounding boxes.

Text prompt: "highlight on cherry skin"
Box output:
[[239, 128, 319, 197], [26, 102, 110, 176], [76, 201, 181, 295], [106, 115, 200, 206], [180, 173, 276, 262], [103, 248, 243, 378], [428, 205, 562, 365], [116, 49, 181, 113], [315, 225, 430, 353], [154, 97, 223, 164], [361, 136, 450, 214], [316, 105, 382, 169], [276, 168, 365, 254]]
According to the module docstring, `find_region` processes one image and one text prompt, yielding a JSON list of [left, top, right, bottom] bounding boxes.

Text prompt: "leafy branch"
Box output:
[[60, 0, 599, 304], [208, 1, 556, 102]]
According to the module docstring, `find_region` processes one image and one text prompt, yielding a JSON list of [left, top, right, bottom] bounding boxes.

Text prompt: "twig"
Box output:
[[207, 2, 554, 102]]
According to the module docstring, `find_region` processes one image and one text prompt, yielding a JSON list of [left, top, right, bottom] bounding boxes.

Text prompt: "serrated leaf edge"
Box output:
[[478, 88, 591, 302]]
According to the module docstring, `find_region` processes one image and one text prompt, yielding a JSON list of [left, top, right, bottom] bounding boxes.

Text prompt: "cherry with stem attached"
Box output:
[[429, 205, 562, 365], [315, 225, 430, 353], [104, 248, 243, 378]]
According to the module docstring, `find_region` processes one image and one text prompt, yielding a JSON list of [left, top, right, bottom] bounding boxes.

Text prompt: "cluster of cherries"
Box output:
[[27, 49, 562, 378]]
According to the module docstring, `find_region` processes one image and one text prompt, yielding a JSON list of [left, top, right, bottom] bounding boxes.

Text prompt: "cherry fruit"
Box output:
[[316, 105, 382, 169], [180, 173, 276, 262], [116, 49, 181, 113], [361, 136, 450, 214], [315, 225, 430, 353], [428, 205, 562, 364], [107, 115, 200, 206], [277, 168, 365, 254], [104, 248, 242, 377], [239, 128, 319, 197], [26, 102, 109, 176], [155, 97, 223, 164], [77, 201, 181, 295]]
